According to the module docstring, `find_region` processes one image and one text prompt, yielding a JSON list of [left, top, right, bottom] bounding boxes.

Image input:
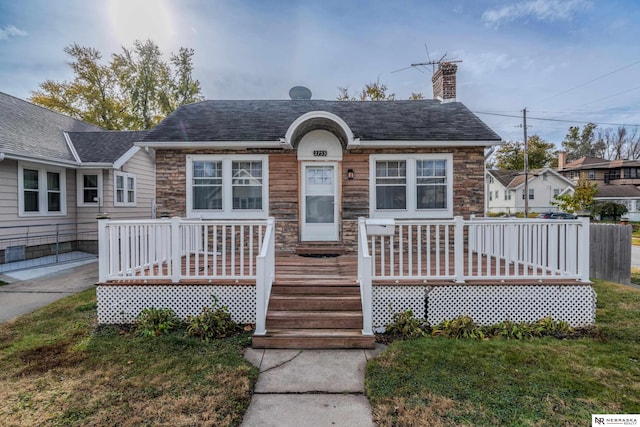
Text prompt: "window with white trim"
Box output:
[[114, 171, 136, 206], [77, 171, 103, 206], [186, 155, 269, 218], [18, 163, 66, 216], [370, 154, 453, 218]]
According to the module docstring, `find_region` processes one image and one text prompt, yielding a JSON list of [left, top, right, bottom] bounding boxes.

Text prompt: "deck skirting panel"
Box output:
[[97, 284, 256, 324], [426, 284, 596, 327]]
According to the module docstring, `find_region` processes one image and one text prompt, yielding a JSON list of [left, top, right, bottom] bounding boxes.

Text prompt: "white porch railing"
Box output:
[[360, 216, 590, 283], [357, 218, 374, 336], [98, 217, 271, 283], [255, 218, 275, 336]]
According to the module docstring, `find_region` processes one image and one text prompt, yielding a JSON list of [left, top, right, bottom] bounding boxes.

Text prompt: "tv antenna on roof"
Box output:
[[392, 44, 462, 75]]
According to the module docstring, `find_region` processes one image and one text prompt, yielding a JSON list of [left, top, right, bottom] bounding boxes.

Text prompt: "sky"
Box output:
[[1, 0, 639, 146]]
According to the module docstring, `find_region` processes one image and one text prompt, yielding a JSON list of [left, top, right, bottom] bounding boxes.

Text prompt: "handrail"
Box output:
[[255, 217, 275, 336], [358, 217, 373, 336]]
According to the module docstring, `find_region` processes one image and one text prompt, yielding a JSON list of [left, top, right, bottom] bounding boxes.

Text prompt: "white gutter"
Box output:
[[1, 152, 80, 168], [137, 139, 503, 149], [136, 140, 290, 149]]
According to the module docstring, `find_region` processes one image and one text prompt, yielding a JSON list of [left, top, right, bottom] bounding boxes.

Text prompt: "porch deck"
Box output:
[[96, 217, 595, 347]]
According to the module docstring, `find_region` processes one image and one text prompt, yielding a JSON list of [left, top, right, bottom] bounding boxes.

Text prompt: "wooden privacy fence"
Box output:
[[590, 223, 632, 285]]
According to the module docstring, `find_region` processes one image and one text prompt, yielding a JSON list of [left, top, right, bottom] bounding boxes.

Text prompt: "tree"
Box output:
[[30, 40, 203, 130], [552, 174, 597, 214], [30, 44, 126, 129], [596, 126, 640, 160], [491, 135, 556, 170], [561, 123, 604, 161], [336, 80, 423, 101]]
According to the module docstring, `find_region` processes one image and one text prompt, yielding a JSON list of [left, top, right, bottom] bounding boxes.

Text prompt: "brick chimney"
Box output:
[[558, 151, 566, 170], [432, 62, 458, 102]]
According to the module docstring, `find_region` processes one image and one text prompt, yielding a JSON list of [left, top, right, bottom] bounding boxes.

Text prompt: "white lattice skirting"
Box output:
[[97, 285, 256, 324], [373, 284, 596, 328]]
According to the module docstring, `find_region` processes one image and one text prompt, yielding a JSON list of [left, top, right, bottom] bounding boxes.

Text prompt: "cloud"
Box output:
[[0, 24, 27, 40], [482, 0, 591, 28]]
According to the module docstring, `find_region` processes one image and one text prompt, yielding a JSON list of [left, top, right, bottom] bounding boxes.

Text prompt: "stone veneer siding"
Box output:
[[155, 146, 485, 253]]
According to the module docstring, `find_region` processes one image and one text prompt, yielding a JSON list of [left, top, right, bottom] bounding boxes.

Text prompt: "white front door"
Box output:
[[301, 163, 339, 241]]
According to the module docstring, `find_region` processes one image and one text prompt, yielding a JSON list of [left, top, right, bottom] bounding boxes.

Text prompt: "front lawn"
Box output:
[[366, 280, 640, 426], [0, 289, 258, 426]]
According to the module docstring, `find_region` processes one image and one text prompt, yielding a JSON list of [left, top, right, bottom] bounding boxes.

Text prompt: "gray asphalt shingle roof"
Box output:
[[596, 185, 640, 198], [0, 92, 102, 162], [68, 131, 147, 163], [142, 99, 502, 143]]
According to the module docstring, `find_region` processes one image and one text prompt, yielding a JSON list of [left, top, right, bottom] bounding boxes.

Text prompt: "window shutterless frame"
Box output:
[[185, 154, 269, 219], [369, 153, 453, 219]]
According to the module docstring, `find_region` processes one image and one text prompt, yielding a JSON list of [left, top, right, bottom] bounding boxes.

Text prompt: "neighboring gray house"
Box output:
[[0, 92, 155, 268]]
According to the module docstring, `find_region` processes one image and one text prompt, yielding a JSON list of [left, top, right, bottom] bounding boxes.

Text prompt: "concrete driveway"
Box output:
[[0, 260, 97, 323]]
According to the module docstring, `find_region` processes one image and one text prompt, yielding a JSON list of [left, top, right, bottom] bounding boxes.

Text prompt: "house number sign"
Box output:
[[313, 150, 328, 157]]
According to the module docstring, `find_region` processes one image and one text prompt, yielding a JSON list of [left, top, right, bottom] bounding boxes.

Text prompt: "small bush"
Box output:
[[432, 315, 485, 339], [186, 297, 239, 341], [135, 307, 181, 337], [385, 310, 428, 339], [427, 315, 576, 341]]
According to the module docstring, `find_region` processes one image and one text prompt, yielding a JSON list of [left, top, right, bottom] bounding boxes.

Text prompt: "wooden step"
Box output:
[[271, 285, 360, 296], [252, 329, 375, 349], [269, 295, 362, 311], [266, 311, 363, 329]]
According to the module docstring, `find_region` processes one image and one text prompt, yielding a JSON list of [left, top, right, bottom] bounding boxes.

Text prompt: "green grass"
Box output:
[[366, 280, 640, 426], [0, 289, 258, 426]]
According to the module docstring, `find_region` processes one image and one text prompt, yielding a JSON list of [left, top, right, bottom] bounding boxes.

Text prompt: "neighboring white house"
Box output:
[[486, 168, 574, 215], [0, 92, 155, 269]]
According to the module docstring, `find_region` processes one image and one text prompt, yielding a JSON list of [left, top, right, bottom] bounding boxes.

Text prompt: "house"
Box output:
[[557, 152, 640, 220], [96, 64, 595, 349], [486, 168, 575, 215], [0, 92, 155, 270]]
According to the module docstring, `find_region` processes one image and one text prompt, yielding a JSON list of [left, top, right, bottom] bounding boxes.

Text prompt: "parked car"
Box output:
[[537, 212, 578, 219], [537, 212, 554, 219]]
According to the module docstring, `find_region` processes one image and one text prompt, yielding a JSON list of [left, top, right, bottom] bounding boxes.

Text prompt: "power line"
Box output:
[[530, 59, 640, 106], [474, 111, 640, 127]]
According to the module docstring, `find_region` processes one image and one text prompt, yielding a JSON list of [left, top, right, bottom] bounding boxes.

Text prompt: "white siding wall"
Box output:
[[0, 160, 79, 250], [486, 177, 515, 213]]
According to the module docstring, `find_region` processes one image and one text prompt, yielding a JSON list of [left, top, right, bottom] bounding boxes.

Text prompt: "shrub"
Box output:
[[185, 296, 239, 341], [385, 310, 428, 339], [135, 307, 181, 337], [432, 315, 485, 339]]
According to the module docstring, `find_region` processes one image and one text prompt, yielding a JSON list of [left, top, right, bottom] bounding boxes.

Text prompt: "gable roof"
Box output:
[[489, 168, 574, 190], [0, 92, 148, 168], [0, 91, 102, 164], [67, 131, 147, 163], [141, 99, 502, 146], [487, 169, 518, 187]]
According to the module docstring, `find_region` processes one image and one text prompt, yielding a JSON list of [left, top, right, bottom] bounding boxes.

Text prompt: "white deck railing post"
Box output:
[[358, 217, 373, 336], [577, 216, 590, 281], [454, 216, 465, 283], [170, 217, 181, 283], [97, 217, 110, 282], [255, 217, 275, 336]]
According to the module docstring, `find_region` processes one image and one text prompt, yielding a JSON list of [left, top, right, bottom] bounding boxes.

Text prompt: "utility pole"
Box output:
[[523, 108, 529, 218]]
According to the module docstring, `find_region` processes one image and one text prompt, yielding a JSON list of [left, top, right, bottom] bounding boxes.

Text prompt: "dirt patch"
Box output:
[[16, 341, 86, 376], [373, 392, 457, 427]]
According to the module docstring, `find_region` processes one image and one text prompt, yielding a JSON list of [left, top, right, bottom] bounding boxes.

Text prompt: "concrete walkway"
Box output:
[[242, 346, 385, 427], [0, 260, 98, 323]]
